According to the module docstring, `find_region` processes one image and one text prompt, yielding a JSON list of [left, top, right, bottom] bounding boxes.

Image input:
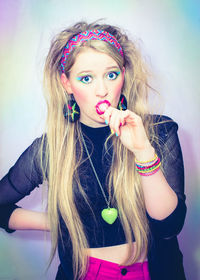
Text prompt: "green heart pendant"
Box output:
[[101, 208, 118, 224]]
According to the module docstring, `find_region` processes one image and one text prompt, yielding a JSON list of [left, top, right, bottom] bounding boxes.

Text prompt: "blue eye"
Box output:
[[107, 71, 120, 80], [77, 75, 92, 84]]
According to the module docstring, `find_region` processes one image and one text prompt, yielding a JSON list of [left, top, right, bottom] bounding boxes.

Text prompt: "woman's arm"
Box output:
[[8, 208, 49, 231], [142, 170, 178, 220], [129, 116, 185, 222], [0, 136, 47, 232], [134, 149, 178, 220], [0, 136, 45, 205], [102, 109, 186, 231], [144, 118, 186, 237]]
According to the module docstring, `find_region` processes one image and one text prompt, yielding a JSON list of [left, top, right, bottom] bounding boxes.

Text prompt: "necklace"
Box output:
[[80, 128, 118, 225]]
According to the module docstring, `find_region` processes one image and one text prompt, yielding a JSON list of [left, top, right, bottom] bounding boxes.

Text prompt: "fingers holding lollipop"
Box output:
[[95, 99, 152, 155], [95, 99, 124, 136]]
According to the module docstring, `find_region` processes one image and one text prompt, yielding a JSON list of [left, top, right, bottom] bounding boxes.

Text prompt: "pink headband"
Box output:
[[60, 29, 123, 73]]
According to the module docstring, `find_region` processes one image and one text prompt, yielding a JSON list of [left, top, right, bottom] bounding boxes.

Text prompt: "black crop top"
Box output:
[[0, 115, 187, 280]]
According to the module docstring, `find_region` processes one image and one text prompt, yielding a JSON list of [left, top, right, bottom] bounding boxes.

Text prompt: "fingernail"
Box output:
[[105, 120, 108, 125], [115, 132, 118, 137], [111, 129, 114, 134]]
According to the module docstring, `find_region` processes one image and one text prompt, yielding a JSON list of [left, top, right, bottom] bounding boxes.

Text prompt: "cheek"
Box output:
[[113, 79, 124, 96], [71, 85, 88, 104]]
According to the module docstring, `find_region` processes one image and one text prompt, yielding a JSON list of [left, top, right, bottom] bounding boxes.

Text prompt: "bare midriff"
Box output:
[[85, 242, 147, 264]]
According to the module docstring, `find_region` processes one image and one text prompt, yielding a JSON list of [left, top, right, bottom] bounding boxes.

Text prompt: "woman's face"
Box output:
[[61, 48, 124, 127]]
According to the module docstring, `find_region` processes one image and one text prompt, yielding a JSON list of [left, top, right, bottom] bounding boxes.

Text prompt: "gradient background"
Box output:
[[0, 0, 199, 279]]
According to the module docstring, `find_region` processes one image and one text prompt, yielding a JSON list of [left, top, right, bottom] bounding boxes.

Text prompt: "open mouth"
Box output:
[[95, 100, 111, 115]]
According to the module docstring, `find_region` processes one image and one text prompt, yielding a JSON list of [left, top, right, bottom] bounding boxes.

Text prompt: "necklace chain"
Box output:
[[80, 129, 110, 208]]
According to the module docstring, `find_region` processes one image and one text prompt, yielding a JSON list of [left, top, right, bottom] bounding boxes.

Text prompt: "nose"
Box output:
[[96, 78, 108, 98]]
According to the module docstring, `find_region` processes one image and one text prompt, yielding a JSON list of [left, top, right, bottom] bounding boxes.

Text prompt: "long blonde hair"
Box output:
[[42, 21, 155, 279]]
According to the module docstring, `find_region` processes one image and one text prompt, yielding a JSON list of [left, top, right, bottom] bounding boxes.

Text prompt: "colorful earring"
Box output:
[[117, 94, 127, 111], [63, 96, 80, 122]]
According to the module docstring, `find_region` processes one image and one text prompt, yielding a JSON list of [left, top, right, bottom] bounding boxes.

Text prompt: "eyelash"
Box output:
[[107, 71, 120, 80], [77, 75, 92, 84], [77, 71, 121, 84]]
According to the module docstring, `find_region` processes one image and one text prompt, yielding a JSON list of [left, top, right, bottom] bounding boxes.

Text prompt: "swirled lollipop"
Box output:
[[95, 100, 111, 115]]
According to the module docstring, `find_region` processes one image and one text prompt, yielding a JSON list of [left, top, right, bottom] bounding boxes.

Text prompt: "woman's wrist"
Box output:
[[133, 145, 155, 162]]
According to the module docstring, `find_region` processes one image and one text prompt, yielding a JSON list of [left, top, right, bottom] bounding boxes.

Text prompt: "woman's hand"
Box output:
[[102, 107, 154, 160]]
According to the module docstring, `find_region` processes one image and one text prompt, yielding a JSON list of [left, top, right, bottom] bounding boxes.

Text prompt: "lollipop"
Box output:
[[95, 100, 111, 115]]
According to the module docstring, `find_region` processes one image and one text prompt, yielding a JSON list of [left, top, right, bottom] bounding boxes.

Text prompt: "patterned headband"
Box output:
[[60, 29, 123, 73]]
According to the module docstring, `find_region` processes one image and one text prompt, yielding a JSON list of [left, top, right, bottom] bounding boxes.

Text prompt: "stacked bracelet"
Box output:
[[135, 154, 161, 176]]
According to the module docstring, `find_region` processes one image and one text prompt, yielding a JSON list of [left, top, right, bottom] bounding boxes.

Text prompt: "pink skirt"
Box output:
[[82, 256, 151, 280]]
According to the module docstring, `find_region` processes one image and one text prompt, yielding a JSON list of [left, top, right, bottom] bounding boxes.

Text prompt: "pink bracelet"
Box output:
[[135, 154, 161, 176], [137, 167, 160, 176], [136, 158, 161, 170]]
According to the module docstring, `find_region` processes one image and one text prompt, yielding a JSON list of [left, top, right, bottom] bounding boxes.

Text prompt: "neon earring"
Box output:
[[63, 95, 80, 122], [117, 94, 127, 111]]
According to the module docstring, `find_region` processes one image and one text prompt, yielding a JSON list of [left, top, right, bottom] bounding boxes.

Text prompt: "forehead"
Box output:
[[71, 48, 119, 73]]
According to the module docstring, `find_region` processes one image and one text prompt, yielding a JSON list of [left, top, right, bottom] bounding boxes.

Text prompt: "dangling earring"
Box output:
[[63, 95, 80, 122], [117, 94, 127, 111]]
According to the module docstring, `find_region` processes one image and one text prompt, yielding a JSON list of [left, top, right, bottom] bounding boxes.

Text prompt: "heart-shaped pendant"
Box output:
[[101, 208, 118, 224]]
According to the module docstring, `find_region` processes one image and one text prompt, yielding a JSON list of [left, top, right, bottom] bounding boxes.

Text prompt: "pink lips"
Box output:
[[95, 100, 111, 115]]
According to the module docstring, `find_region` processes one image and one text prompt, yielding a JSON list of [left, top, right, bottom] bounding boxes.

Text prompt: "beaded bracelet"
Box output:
[[135, 154, 158, 165], [135, 154, 161, 176], [136, 158, 160, 170]]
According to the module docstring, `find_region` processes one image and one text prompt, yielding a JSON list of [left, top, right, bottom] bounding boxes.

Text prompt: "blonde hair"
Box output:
[[42, 21, 156, 279]]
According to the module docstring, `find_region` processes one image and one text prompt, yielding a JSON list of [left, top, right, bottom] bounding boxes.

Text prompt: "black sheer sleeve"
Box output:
[[0, 204, 21, 233], [0, 136, 46, 232], [147, 115, 187, 238]]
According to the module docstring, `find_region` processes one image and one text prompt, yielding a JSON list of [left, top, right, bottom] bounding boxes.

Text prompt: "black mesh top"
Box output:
[[0, 115, 187, 280]]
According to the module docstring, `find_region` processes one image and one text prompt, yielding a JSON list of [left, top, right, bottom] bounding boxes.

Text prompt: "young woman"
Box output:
[[0, 21, 186, 280]]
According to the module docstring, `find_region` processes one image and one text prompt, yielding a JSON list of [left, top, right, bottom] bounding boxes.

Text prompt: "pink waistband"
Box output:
[[82, 256, 151, 280], [89, 256, 148, 271]]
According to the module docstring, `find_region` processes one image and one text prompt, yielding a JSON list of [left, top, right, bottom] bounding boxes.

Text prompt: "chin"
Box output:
[[93, 118, 107, 128]]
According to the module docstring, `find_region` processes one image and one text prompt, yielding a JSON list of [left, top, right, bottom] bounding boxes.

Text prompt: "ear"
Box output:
[[60, 73, 73, 94]]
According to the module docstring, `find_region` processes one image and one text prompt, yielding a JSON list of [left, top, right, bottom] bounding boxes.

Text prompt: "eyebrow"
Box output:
[[77, 66, 120, 75]]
